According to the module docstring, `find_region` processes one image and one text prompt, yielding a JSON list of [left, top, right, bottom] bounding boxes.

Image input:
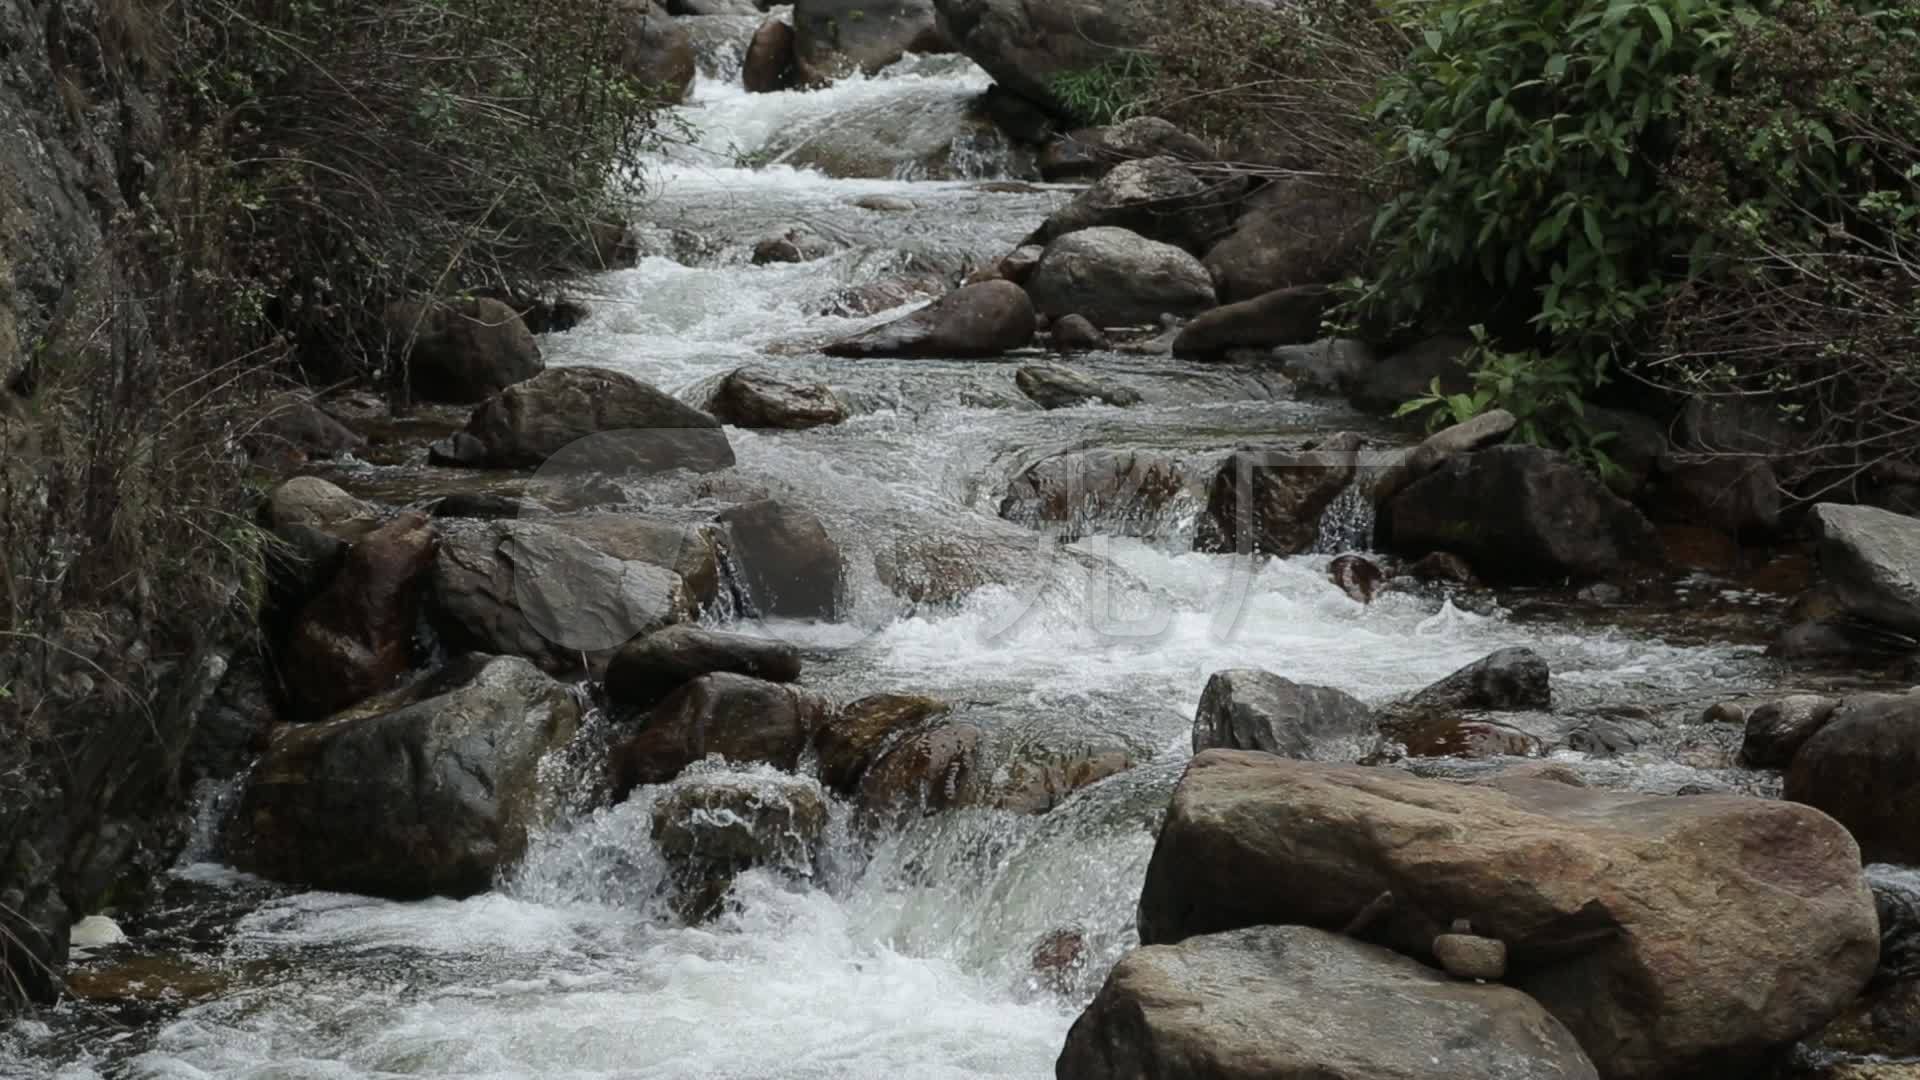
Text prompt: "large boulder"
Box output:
[[1170, 284, 1330, 359], [1740, 694, 1838, 768], [706, 366, 848, 429], [1058, 925, 1599, 1080], [1191, 669, 1372, 759], [1137, 752, 1880, 1080], [815, 693, 950, 793], [1350, 334, 1473, 415], [1029, 157, 1232, 254], [823, 281, 1035, 358], [1274, 338, 1377, 396], [243, 395, 366, 466], [1036, 117, 1214, 182], [430, 366, 735, 473], [431, 520, 692, 674], [283, 512, 439, 721], [1026, 227, 1215, 327], [1202, 178, 1377, 303], [265, 476, 378, 541], [857, 720, 981, 817], [1371, 409, 1517, 506], [743, 16, 799, 93], [1786, 690, 1920, 864], [932, 0, 1164, 119], [613, 673, 829, 791], [716, 499, 843, 618], [792, 0, 948, 83], [1198, 432, 1362, 555], [382, 298, 541, 404], [616, 1, 697, 103], [1812, 503, 1920, 637], [605, 625, 802, 709], [1381, 445, 1660, 583], [230, 656, 581, 897]]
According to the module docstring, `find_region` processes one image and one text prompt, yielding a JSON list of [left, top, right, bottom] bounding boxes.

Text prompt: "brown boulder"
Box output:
[[383, 298, 542, 405], [283, 512, 438, 720], [815, 693, 950, 793], [1170, 284, 1332, 359], [822, 281, 1035, 358], [1198, 432, 1361, 555], [743, 16, 798, 93], [614, 673, 830, 792], [1137, 752, 1879, 1080], [1202, 178, 1375, 303], [1786, 690, 1920, 863]]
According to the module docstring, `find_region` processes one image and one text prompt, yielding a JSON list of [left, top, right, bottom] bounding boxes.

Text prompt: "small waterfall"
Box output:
[[1310, 479, 1377, 554], [175, 775, 245, 866], [679, 15, 766, 83]]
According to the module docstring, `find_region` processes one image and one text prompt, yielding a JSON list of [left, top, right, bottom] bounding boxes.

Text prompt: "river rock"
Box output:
[[1329, 553, 1384, 603], [651, 770, 829, 919], [552, 514, 724, 611], [706, 366, 848, 429], [1057, 924, 1599, 1080], [383, 298, 542, 404], [1381, 444, 1659, 583], [991, 736, 1136, 813], [858, 720, 981, 817], [283, 512, 439, 721], [792, 0, 948, 83], [1274, 337, 1377, 396], [1740, 694, 1839, 768], [823, 281, 1035, 358], [1137, 752, 1879, 1080], [1048, 314, 1109, 353], [1198, 431, 1361, 555], [431, 519, 692, 674], [1371, 409, 1517, 506], [752, 223, 837, 264], [1654, 456, 1782, 537], [231, 655, 580, 898], [1029, 157, 1231, 255], [1014, 363, 1137, 409], [932, 0, 1164, 119], [243, 395, 366, 465], [1350, 333, 1474, 414], [743, 16, 799, 93], [1813, 503, 1920, 637], [430, 366, 735, 473], [998, 448, 1203, 542], [265, 476, 379, 541], [616, 673, 829, 791], [815, 693, 950, 792], [605, 625, 802, 709], [817, 274, 946, 317], [1026, 227, 1215, 327], [1171, 284, 1331, 359], [965, 244, 1045, 287], [1433, 931, 1509, 980], [616, 1, 697, 103], [1407, 647, 1551, 714], [1036, 117, 1215, 182], [1202, 178, 1377, 303], [716, 499, 843, 618], [1786, 690, 1920, 864], [1191, 669, 1373, 759]]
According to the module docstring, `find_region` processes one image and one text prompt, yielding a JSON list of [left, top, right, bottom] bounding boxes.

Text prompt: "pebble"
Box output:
[[1433, 931, 1507, 980]]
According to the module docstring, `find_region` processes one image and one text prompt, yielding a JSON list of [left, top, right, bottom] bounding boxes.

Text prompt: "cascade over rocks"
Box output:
[[1786, 689, 1920, 864], [706, 366, 848, 429], [230, 655, 581, 898], [1198, 431, 1362, 555], [283, 512, 439, 721], [651, 771, 830, 920], [858, 720, 982, 818], [1026, 227, 1216, 327], [1137, 752, 1879, 1080], [1058, 924, 1600, 1080], [614, 673, 830, 791], [1812, 503, 1920, 637], [1202, 178, 1376, 303], [383, 298, 542, 404], [1381, 445, 1660, 583], [1014, 363, 1138, 409], [716, 499, 843, 618], [605, 625, 803, 709], [1028, 157, 1232, 255], [1191, 669, 1374, 759], [431, 519, 693, 675], [1171, 284, 1332, 359], [792, 0, 949, 83], [429, 366, 736, 472], [931, 0, 1164, 119], [743, 16, 799, 93], [823, 281, 1035, 358], [999, 448, 1204, 542], [815, 693, 951, 792]]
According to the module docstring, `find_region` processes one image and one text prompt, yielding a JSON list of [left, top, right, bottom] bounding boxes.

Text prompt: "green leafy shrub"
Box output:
[[1049, 53, 1158, 127]]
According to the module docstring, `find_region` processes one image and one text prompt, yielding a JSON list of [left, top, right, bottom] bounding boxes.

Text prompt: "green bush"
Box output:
[[1049, 53, 1159, 127]]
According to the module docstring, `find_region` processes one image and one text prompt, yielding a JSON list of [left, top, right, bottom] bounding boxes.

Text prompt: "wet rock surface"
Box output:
[[1191, 669, 1373, 759]]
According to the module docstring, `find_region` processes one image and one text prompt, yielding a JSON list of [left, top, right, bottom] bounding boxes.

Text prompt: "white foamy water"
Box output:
[[5, 47, 1779, 1080]]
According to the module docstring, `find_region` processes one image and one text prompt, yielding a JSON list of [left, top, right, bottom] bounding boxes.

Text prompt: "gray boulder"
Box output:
[[717, 499, 843, 618], [1137, 752, 1880, 1080], [1036, 117, 1214, 182], [1171, 284, 1331, 358], [1740, 694, 1838, 768], [230, 655, 580, 897], [932, 0, 1164, 119], [265, 476, 379, 541], [823, 281, 1035, 358], [1014, 363, 1139, 409], [707, 366, 848, 429], [1026, 227, 1215, 328], [792, 0, 949, 83], [1047, 313, 1109, 353], [1371, 409, 1516, 506], [431, 520, 692, 675], [1813, 503, 1920, 637], [1191, 669, 1373, 759], [605, 625, 803, 709], [1058, 925, 1599, 1080], [1403, 647, 1552, 714], [1382, 445, 1660, 583], [1202, 178, 1376, 303], [1030, 157, 1232, 254], [430, 366, 735, 473]]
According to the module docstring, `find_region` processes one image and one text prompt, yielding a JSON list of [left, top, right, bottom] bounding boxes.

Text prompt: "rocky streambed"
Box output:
[[8, 25, 1920, 1080]]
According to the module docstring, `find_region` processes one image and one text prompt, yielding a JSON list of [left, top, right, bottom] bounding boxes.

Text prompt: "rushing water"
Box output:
[[5, 51, 1799, 1080]]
